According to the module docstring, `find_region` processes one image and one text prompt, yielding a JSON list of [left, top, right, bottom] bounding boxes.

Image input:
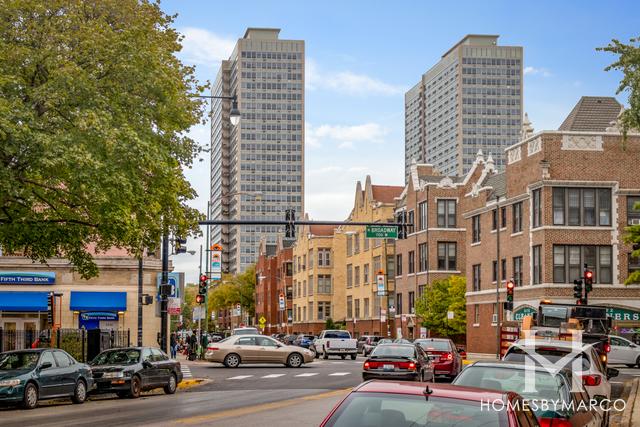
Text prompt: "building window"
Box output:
[[512, 202, 522, 233], [628, 196, 640, 225], [418, 243, 427, 271], [303, 306, 306, 321], [364, 264, 370, 284], [532, 245, 542, 285], [354, 299, 360, 319], [472, 264, 481, 291], [553, 245, 613, 284], [407, 210, 415, 234], [437, 242, 457, 271], [474, 304, 480, 324], [552, 187, 611, 226], [302, 255, 306, 271], [308, 276, 314, 296], [318, 302, 331, 320], [386, 255, 395, 279], [285, 262, 293, 276], [513, 256, 523, 286], [308, 302, 313, 321], [472, 215, 481, 243], [492, 260, 498, 282], [409, 291, 415, 314], [354, 233, 360, 254], [396, 254, 403, 276], [408, 251, 415, 274], [418, 201, 427, 230], [363, 298, 370, 319], [630, 253, 640, 276], [532, 188, 542, 228], [501, 207, 507, 228], [373, 255, 382, 274], [396, 293, 403, 315], [492, 209, 498, 231], [354, 266, 360, 287], [346, 264, 353, 288], [437, 200, 456, 228], [318, 275, 332, 294], [347, 296, 353, 319], [346, 235, 353, 256], [418, 284, 426, 297], [318, 248, 331, 267], [308, 249, 313, 268], [502, 259, 507, 283], [303, 280, 306, 297]]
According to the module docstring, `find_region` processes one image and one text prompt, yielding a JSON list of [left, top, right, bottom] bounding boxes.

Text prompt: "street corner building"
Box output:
[[0, 246, 167, 351]]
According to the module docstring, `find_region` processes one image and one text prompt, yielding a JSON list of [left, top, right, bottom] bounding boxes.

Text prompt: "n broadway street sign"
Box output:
[[365, 225, 398, 239]]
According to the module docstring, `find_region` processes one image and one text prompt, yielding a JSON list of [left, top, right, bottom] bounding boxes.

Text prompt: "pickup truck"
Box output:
[[315, 330, 358, 360]]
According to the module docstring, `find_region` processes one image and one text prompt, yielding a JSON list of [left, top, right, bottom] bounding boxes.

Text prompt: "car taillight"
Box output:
[[207, 346, 219, 351], [408, 362, 416, 371], [604, 343, 611, 353], [538, 418, 573, 427], [445, 353, 453, 361], [363, 362, 370, 370], [582, 374, 602, 387]]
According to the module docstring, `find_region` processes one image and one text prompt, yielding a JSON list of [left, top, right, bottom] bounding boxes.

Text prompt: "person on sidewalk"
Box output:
[[170, 333, 177, 359], [199, 333, 208, 360]]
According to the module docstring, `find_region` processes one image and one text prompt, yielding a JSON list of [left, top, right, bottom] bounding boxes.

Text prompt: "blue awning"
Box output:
[[0, 291, 49, 311], [70, 291, 127, 311]]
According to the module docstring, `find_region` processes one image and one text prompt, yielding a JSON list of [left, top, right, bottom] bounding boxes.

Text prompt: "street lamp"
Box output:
[[190, 94, 241, 126]]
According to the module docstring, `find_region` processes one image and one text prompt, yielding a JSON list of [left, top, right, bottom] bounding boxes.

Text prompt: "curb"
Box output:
[[617, 378, 639, 427], [178, 378, 208, 390]]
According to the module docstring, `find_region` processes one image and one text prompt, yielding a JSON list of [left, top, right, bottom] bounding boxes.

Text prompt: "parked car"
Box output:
[[205, 334, 315, 368], [282, 334, 297, 345], [232, 327, 260, 335], [315, 330, 358, 360], [608, 335, 640, 367], [208, 333, 224, 343], [502, 339, 615, 413], [453, 360, 603, 426], [362, 343, 434, 382], [356, 335, 381, 354], [0, 349, 93, 409], [362, 336, 383, 357], [320, 380, 539, 427], [292, 334, 316, 349], [90, 347, 182, 398], [414, 338, 463, 380]]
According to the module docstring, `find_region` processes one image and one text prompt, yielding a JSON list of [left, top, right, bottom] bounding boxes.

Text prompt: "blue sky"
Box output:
[[162, 0, 639, 281]]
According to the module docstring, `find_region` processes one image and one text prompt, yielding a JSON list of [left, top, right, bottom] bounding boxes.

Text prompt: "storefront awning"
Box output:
[[0, 291, 49, 311], [70, 291, 127, 311]]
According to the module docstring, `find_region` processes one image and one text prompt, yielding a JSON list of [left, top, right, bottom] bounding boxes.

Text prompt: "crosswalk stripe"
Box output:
[[181, 366, 193, 378], [295, 373, 319, 377], [329, 372, 351, 376], [227, 375, 254, 380], [261, 374, 286, 378]]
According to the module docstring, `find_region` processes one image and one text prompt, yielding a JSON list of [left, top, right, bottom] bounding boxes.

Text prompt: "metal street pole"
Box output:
[[205, 202, 210, 334], [137, 256, 143, 346], [161, 234, 169, 354], [495, 198, 501, 359]]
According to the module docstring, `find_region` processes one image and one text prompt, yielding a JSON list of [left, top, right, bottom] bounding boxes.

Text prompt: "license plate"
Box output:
[[383, 364, 394, 371]]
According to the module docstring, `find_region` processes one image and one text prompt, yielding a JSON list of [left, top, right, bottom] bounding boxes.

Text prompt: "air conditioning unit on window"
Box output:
[[630, 219, 640, 226], [492, 314, 498, 324]]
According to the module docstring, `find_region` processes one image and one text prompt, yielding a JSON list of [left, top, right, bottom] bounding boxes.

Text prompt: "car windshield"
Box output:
[[416, 340, 450, 351], [301, 335, 315, 340], [371, 345, 416, 359], [325, 331, 351, 339], [323, 393, 508, 427], [0, 352, 40, 370], [454, 366, 567, 410], [91, 349, 140, 365], [504, 347, 591, 371]]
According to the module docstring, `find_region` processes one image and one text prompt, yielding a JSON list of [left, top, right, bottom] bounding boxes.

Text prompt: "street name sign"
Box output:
[[365, 225, 398, 239]]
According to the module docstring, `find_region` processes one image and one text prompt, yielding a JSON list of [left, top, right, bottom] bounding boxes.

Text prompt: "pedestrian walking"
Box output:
[[170, 333, 177, 359], [199, 333, 208, 360]]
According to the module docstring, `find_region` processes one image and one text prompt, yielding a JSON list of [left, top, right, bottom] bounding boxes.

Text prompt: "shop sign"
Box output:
[[80, 311, 118, 321], [0, 271, 55, 285], [513, 306, 537, 321], [168, 297, 181, 315], [606, 307, 640, 322]]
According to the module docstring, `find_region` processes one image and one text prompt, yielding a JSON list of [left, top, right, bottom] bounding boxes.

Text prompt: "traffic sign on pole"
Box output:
[[366, 225, 398, 239], [279, 293, 285, 310]]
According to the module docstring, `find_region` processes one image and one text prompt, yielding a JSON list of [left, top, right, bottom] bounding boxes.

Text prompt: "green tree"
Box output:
[[415, 276, 466, 337], [625, 204, 640, 284], [598, 36, 640, 137], [0, 0, 207, 278], [179, 283, 197, 330], [208, 265, 257, 317]]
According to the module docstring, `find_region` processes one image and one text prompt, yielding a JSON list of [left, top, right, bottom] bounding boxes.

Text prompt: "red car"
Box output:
[[320, 380, 539, 427], [414, 338, 463, 380]]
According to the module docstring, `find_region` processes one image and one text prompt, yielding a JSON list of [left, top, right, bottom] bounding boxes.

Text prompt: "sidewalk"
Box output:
[[615, 378, 640, 427]]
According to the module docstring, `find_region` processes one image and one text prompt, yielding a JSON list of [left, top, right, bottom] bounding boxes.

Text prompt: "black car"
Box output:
[[0, 348, 93, 409], [362, 343, 434, 382], [89, 347, 183, 398]]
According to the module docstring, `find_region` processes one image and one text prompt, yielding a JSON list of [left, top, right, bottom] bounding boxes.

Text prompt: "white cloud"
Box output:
[[306, 58, 405, 96], [179, 27, 235, 66], [524, 66, 552, 77]]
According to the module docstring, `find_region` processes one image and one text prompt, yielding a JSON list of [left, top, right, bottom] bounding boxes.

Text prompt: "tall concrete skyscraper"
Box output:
[[210, 28, 304, 273], [405, 35, 523, 179]]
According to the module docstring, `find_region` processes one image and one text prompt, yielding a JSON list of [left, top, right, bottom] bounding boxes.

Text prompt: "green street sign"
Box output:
[[365, 225, 398, 239]]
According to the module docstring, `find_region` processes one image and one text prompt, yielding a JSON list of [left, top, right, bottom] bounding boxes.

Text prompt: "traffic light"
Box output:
[[285, 209, 296, 239], [195, 294, 205, 304], [199, 274, 208, 295], [584, 269, 594, 293], [573, 279, 583, 300], [506, 280, 514, 302], [397, 211, 408, 240], [175, 237, 187, 254]]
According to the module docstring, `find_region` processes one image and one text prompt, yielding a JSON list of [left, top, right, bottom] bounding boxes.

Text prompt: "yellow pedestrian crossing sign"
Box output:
[[259, 316, 266, 324]]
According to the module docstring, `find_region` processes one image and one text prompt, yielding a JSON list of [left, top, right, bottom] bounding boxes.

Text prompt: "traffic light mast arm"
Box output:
[[199, 219, 411, 227]]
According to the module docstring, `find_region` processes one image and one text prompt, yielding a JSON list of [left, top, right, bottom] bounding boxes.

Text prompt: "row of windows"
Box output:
[[462, 117, 521, 126], [239, 184, 302, 193], [462, 97, 521, 106], [462, 108, 521, 116], [241, 92, 303, 100], [241, 82, 303, 91], [241, 71, 303, 80], [241, 51, 303, 60], [462, 67, 521, 76], [241, 112, 303, 121], [293, 275, 332, 297], [239, 174, 302, 183], [241, 102, 303, 111], [241, 123, 303, 131], [240, 143, 302, 152], [346, 296, 378, 320], [241, 61, 303, 70], [240, 153, 302, 162], [552, 188, 612, 227], [240, 163, 302, 172], [396, 241, 458, 275], [462, 77, 521, 86], [462, 87, 521, 96], [462, 58, 521, 66], [463, 128, 521, 136], [293, 249, 331, 273]]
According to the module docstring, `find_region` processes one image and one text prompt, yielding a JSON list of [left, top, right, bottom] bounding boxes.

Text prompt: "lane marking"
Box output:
[[329, 372, 351, 376], [294, 373, 319, 377], [227, 375, 254, 380], [261, 374, 286, 378]]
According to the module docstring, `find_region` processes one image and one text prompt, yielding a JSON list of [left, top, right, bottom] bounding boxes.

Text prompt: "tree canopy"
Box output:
[[208, 265, 257, 319], [0, 0, 207, 278], [415, 275, 466, 337]]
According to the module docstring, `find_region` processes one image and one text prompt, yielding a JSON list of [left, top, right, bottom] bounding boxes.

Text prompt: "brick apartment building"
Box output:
[[395, 96, 640, 354], [255, 238, 293, 335]]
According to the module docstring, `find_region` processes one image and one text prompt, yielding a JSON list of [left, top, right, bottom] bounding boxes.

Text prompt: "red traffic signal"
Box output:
[[195, 294, 205, 304], [200, 274, 208, 283], [506, 280, 514, 302], [585, 270, 593, 280]]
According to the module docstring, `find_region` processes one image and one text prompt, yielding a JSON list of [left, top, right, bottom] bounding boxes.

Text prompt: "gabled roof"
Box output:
[[483, 172, 506, 199], [558, 96, 623, 132], [371, 185, 404, 203]]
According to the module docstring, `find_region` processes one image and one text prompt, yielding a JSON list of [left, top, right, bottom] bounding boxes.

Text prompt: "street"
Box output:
[[1, 354, 638, 426]]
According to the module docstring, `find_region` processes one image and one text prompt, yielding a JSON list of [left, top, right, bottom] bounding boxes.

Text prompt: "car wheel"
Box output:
[[130, 375, 141, 398], [72, 379, 87, 404], [224, 353, 241, 368], [350, 354, 357, 360], [22, 383, 38, 410], [636, 356, 640, 368], [322, 347, 329, 360], [287, 353, 303, 368], [164, 373, 177, 395]]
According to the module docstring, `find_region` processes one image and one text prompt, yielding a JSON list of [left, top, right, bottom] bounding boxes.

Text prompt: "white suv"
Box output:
[[608, 335, 640, 367]]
